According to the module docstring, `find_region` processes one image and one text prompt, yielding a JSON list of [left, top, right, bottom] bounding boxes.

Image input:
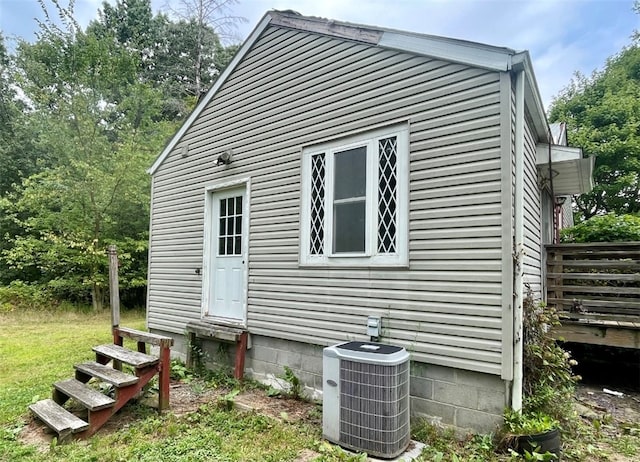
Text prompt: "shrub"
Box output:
[[522, 287, 580, 423], [0, 281, 54, 311], [560, 213, 640, 243]]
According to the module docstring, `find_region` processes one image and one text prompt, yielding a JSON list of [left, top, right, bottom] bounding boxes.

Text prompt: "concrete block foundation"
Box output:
[[153, 329, 506, 434]]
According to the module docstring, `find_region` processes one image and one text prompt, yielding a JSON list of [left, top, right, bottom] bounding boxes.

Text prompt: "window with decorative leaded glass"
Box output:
[[378, 136, 397, 253], [310, 153, 325, 255], [300, 124, 408, 267]]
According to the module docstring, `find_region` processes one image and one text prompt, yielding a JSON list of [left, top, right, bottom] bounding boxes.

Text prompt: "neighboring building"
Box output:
[[146, 11, 593, 432]]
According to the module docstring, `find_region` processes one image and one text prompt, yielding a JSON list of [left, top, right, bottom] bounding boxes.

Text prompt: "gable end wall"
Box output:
[[147, 25, 509, 379]]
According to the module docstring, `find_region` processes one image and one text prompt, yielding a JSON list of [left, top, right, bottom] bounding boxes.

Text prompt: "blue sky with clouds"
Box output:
[[1, 0, 638, 109]]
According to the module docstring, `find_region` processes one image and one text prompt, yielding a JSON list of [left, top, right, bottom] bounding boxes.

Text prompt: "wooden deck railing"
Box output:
[[546, 242, 640, 324]]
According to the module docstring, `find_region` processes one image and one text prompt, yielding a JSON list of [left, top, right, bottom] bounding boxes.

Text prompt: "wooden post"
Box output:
[[158, 338, 172, 411], [553, 248, 564, 312], [108, 245, 120, 334], [108, 245, 123, 370], [234, 332, 248, 380]]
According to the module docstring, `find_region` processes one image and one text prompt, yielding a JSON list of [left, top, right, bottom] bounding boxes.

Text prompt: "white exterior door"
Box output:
[[206, 186, 247, 324]]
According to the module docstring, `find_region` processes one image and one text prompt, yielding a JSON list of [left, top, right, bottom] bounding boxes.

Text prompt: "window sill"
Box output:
[[298, 259, 409, 270]]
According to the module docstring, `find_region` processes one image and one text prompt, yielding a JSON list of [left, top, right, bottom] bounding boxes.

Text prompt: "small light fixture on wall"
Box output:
[[217, 149, 233, 166], [181, 145, 189, 158], [555, 196, 567, 207]]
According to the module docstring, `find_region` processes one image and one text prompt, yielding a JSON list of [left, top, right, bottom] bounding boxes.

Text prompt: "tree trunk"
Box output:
[[92, 283, 104, 311]]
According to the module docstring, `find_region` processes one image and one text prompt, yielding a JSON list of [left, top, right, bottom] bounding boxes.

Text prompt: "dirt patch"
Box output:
[[235, 390, 320, 424], [575, 384, 640, 462], [575, 384, 640, 426]]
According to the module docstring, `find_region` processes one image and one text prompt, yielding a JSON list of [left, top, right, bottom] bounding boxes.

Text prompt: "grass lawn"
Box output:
[[0, 309, 323, 462], [0, 309, 146, 425], [1, 308, 638, 461]]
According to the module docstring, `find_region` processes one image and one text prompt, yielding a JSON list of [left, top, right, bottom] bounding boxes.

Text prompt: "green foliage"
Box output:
[[314, 440, 368, 461], [169, 360, 193, 382], [266, 386, 282, 397], [279, 366, 304, 400], [0, 0, 240, 308], [560, 213, 640, 242], [0, 281, 54, 312], [216, 389, 240, 410], [507, 448, 557, 461], [503, 409, 558, 435], [522, 288, 579, 423], [549, 43, 640, 219], [412, 421, 501, 461], [2, 15, 175, 307]]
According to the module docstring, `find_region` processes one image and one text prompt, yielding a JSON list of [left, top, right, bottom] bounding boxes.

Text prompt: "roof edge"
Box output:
[[270, 10, 516, 72], [512, 51, 549, 142], [148, 12, 274, 175], [269, 11, 383, 45], [379, 31, 513, 72]]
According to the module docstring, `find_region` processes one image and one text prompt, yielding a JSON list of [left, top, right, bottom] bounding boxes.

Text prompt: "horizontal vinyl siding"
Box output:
[[148, 25, 505, 375], [522, 115, 542, 297]]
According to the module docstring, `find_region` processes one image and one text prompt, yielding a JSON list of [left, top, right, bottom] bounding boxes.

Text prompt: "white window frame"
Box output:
[[300, 124, 409, 267]]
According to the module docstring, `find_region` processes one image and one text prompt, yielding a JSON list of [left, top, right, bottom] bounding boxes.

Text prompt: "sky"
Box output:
[[0, 0, 638, 109]]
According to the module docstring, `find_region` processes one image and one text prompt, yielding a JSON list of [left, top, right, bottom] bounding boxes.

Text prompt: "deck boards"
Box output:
[[115, 327, 174, 346], [554, 320, 640, 349]]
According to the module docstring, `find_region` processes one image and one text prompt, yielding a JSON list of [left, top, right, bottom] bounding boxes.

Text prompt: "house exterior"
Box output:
[[146, 10, 593, 433]]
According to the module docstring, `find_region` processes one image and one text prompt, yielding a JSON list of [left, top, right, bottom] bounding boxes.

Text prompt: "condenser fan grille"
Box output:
[[339, 359, 410, 457]]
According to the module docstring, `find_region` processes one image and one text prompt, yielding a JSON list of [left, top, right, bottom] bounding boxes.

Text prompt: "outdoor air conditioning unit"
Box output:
[[323, 341, 410, 459]]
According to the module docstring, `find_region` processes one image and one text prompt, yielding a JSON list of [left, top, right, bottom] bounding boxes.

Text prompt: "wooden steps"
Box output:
[[53, 379, 115, 411], [75, 361, 140, 387], [30, 328, 173, 441], [93, 344, 158, 368], [29, 399, 89, 438], [116, 327, 174, 345]]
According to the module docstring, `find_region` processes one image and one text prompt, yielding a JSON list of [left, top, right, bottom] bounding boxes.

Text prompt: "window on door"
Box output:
[[301, 124, 409, 267], [218, 196, 243, 256]]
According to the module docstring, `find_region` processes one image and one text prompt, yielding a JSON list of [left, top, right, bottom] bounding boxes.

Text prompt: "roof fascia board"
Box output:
[[148, 13, 274, 175], [543, 157, 595, 195], [580, 156, 596, 193], [379, 31, 512, 71], [270, 13, 382, 44], [512, 51, 549, 141], [535, 144, 583, 164]]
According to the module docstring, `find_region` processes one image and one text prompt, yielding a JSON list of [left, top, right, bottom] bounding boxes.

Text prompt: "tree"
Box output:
[[87, 0, 241, 117], [0, 33, 49, 197], [3, 2, 175, 309], [549, 45, 640, 220], [0, 33, 52, 285], [153, 19, 238, 102], [90, 0, 159, 51], [164, 0, 245, 97], [1, 0, 242, 308]]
